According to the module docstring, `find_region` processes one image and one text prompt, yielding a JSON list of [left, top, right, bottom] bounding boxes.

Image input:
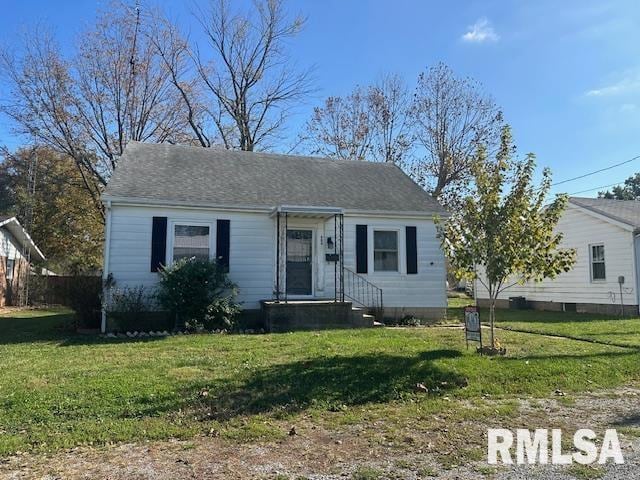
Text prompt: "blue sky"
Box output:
[[1, 0, 639, 197]]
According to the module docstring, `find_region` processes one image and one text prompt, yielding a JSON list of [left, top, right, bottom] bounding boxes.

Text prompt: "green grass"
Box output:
[[447, 298, 640, 348], [1, 307, 640, 457], [490, 308, 640, 348], [566, 464, 606, 479]]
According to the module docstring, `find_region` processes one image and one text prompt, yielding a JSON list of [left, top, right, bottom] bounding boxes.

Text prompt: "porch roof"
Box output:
[[269, 205, 344, 219]]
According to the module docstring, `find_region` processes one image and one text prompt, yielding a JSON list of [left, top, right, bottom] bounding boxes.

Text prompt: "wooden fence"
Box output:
[[30, 275, 102, 307]]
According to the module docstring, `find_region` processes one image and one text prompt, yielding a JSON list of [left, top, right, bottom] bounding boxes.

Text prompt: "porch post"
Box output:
[[334, 214, 337, 302], [284, 212, 288, 303], [340, 213, 344, 302], [275, 211, 280, 302]]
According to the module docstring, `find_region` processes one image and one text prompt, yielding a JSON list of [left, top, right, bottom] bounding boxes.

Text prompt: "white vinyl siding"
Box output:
[[324, 217, 446, 308], [475, 203, 637, 307], [0, 227, 25, 262], [106, 205, 274, 309], [105, 205, 447, 310]]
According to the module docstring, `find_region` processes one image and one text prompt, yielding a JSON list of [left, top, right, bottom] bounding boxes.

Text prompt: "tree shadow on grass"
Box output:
[[500, 350, 640, 362], [494, 311, 630, 324], [448, 306, 631, 325], [58, 335, 166, 347], [613, 413, 640, 427], [0, 311, 73, 344], [0, 311, 166, 346], [195, 350, 466, 421]]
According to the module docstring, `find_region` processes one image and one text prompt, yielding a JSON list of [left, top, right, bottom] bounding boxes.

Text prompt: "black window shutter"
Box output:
[[355, 224, 368, 274], [151, 217, 167, 272], [216, 219, 230, 273], [406, 226, 418, 274]]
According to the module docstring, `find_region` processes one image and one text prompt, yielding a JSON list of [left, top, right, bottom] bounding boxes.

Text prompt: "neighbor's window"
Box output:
[[590, 244, 606, 281], [374, 230, 398, 272], [173, 225, 210, 262], [5, 258, 14, 280]]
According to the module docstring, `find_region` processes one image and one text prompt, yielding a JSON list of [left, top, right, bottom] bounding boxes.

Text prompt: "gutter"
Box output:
[[634, 232, 640, 315], [101, 195, 446, 220]]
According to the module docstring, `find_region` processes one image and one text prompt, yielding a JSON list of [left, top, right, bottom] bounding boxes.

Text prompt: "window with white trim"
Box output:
[[590, 244, 606, 281], [374, 230, 398, 272], [5, 258, 14, 280], [173, 225, 210, 262]]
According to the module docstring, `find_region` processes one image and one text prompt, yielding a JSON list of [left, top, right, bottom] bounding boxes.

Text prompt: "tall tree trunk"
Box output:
[[489, 296, 496, 349]]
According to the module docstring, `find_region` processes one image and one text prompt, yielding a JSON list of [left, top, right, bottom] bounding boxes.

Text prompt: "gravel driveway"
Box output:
[[1, 388, 638, 479]]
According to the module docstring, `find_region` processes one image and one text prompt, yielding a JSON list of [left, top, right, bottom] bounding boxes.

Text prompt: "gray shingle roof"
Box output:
[[103, 142, 446, 214], [570, 197, 640, 228]]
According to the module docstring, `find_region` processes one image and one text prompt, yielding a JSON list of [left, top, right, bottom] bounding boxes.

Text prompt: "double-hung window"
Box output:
[[5, 258, 14, 280], [590, 244, 606, 281], [172, 224, 211, 262], [373, 230, 399, 272]]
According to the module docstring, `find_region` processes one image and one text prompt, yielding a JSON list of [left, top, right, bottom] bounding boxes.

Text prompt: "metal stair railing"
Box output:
[[343, 266, 384, 321]]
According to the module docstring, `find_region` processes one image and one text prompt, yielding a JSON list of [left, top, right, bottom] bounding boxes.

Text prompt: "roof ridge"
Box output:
[[571, 196, 639, 203], [125, 141, 397, 166], [107, 141, 447, 214]]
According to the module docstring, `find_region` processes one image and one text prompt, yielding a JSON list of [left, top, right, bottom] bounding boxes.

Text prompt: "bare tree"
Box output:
[[166, 0, 313, 151], [0, 3, 191, 217], [303, 86, 374, 160], [368, 74, 413, 164], [410, 63, 503, 205], [302, 75, 413, 162], [145, 9, 214, 148]]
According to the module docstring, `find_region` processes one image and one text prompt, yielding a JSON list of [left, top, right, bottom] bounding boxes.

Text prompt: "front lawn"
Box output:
[[1, 308, 639, 458], [447, 298, 640, 348], [494, 310, 640, 348]]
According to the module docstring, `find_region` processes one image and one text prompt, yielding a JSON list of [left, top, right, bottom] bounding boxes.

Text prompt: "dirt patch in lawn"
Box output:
[[2, 387, 639, 479]]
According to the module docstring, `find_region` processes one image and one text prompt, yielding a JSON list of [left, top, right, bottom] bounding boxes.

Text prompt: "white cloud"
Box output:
[[586, 72, 640, 97], [461, 17, 499, 43]]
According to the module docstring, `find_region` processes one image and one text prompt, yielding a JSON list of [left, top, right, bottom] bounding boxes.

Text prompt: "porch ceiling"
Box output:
[[270, 205, 344, 219]]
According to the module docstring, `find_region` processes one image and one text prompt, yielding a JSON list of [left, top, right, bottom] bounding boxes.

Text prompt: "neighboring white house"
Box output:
[[101, 142, 448, 331], [475, 197, 640, 315], [0, 216, 45, 307]]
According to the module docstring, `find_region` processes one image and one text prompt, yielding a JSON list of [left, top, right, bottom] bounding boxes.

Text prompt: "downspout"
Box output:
[[633, 230, 640, 315], [101, 200, 113, 333]]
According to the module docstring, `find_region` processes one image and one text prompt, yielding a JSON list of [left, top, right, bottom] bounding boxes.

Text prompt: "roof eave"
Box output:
[[103, 195, 446, 219], [0, 217, 46, 262], [568, 199, 636, 232]]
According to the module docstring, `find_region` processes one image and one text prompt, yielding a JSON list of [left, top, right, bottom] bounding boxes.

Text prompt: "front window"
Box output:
[[5, 258, 14, 280], [173, 225, 210, 262], [374, 230, 398, 272], [590, 244, 605, 281]]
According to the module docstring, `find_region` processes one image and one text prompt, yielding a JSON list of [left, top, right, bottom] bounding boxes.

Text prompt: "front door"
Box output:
[[286, 229, 313, 295]]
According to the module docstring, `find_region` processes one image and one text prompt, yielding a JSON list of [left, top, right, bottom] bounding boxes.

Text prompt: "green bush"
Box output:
[[396, 315, 422, 327], [67, 276, 102, 329], [156, 258, 240, 331], [203, 297, 241, 330], [109, 285, 148, 315]]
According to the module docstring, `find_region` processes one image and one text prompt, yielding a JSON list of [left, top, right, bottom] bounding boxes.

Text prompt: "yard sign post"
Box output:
[[464, 305, 482, 351]]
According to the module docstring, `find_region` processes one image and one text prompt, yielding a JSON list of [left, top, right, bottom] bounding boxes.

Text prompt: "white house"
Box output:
[[475, 197, 640, 315], [0, 216, 45, 307], [101, 142, 448, 331]]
